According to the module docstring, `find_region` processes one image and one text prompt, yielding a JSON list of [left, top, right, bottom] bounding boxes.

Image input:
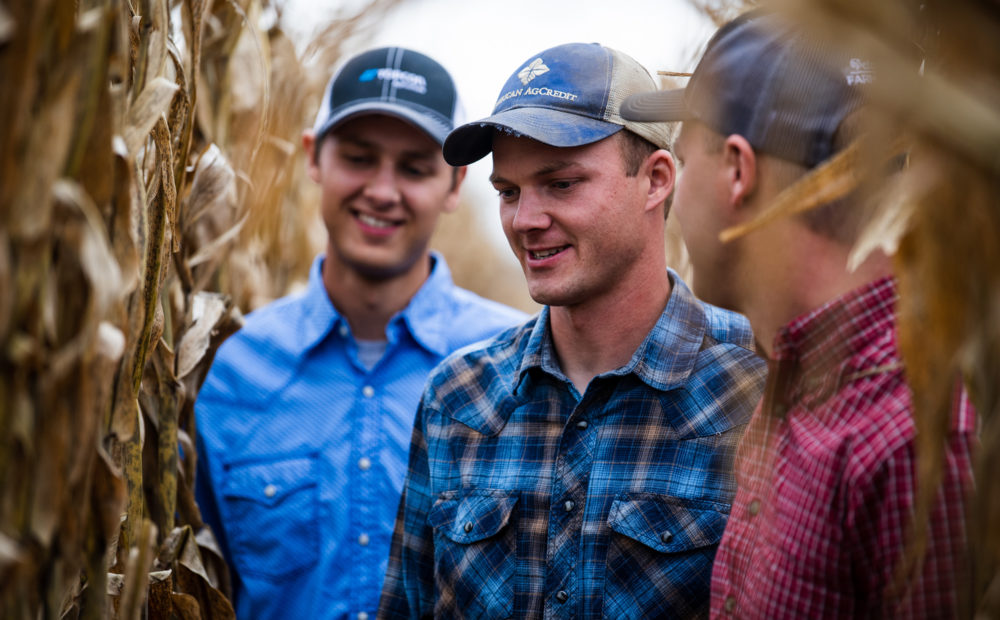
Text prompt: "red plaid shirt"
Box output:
[[710, 277, 975, 618]]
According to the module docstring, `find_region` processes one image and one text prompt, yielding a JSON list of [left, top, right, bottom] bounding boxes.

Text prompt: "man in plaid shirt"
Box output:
[[378, 43, 766, 619], [622, 10, 975, 618]]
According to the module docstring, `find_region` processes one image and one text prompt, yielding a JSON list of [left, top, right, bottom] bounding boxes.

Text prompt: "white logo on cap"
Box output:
[[518, 58, 549, 85], [845, 58, 874, 85], [360, 67, 427, 94]]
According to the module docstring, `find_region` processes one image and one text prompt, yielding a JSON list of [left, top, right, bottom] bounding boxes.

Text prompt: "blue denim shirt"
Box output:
[[195, 253, 526, 620], [379, 272, 767, 619]]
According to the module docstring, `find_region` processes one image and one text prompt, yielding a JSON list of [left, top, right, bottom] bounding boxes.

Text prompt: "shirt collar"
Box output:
[[770, 276, 898, 407], [300, 251, 457, 358], [395, 251, 457, 357], [297, 253, 340, 355], [513, 270, 709, 395]]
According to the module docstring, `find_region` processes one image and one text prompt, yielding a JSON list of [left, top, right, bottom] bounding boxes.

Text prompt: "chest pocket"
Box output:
[[428, 490, 518, 619], [604, 493, 729, 619], [221, 455, 319, 580]]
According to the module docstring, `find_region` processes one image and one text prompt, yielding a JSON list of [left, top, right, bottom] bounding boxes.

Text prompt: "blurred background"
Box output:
[[240, 0, 727, 314]]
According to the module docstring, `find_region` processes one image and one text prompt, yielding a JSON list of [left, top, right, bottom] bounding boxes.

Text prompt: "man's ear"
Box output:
[[442, 165, 467, 213], [644, 149, 675, 214], [302, 130, 320, 183], [723, 134, 757, 210]]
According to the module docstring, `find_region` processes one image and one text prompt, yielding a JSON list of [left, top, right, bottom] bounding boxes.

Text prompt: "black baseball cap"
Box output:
[[620, 11, 872, 168], [312, 46, 460, 146]]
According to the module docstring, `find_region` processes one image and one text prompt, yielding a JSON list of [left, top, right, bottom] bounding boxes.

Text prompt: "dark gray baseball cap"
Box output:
[[621, 11, 872, 168], [312, 46, 460, 145]]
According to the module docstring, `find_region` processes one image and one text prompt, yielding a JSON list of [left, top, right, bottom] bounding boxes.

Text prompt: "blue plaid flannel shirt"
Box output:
[[379, 272, 767, 619]]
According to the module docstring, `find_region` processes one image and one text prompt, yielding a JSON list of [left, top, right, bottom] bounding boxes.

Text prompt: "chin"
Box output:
[[526, 285, 584, 308]]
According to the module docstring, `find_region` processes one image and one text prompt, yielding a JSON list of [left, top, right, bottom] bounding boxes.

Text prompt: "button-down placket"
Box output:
[[351, 334, 388, 617], [543, 381, 606, 619]]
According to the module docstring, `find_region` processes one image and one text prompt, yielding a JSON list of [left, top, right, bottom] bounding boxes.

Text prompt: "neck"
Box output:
[[550, 266, 671, 394], [322, 250, 432, 340], [742, 229, 892, 358]]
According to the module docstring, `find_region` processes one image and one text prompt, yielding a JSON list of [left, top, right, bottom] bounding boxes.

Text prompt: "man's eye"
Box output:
[[551, 179, 576, 190], [496, 188, 518, 201], [402, 165, 431, 177], [342, 153, 372, 165]]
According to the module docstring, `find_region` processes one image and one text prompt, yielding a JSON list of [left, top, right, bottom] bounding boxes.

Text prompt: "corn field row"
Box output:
[[0, 0, 402, 616]]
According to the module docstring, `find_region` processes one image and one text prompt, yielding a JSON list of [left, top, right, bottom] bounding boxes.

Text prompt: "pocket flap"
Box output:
[[607, 493, 728, 553], [429, 490, 518, 544], [222, 456, 316, 508]]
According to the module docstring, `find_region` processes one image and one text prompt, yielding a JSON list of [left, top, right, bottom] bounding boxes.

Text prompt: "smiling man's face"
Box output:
[[491, 132, 652, 309], [306, 114, 460, 282]]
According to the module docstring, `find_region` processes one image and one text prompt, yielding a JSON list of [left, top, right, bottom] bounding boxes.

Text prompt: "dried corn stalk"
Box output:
[[712, 0, 1000, 615], [0, 0, 405, 617]]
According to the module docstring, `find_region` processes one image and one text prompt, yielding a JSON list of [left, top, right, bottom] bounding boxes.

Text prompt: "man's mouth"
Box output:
[[529, 246, 568, 260], [354, 211, 400, 229]]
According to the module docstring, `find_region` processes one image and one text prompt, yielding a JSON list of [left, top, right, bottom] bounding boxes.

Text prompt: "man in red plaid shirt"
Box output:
[[622, 9, 975, 618]]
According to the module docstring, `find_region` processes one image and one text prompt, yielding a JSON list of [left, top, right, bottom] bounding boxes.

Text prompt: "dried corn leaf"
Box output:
[[845, 169, 916, 272], [187, 212, 248, 269], [0, 532, 22, 576], [0, 4, 13, 44], [119, 520, 157, 619], [176, 292, 230, 380], [719, 137, 904, 244], [10, 66, 81, 239], [0, 233, 11, 343], [183, 144, 237, 230], [148, 569, 174, 617], [123, 77, 179, 156], [771, 0, 1000, 614], [159, 526, 235, 619], [171, 592, 204, 619], [54, 180, 125, 317], [110, 136, 142, 296]]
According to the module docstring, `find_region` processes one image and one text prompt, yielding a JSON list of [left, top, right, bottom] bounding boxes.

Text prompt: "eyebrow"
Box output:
[[489, 159, 578, 185], [338, 135, 437, 160]]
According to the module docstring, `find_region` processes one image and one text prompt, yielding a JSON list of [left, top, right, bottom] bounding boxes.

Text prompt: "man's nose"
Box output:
[[362, 162, 401, 206], [510, 190, 551, 233]]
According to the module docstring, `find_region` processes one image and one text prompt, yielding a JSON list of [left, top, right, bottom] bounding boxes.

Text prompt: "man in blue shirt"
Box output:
[[379, 43, 767, 619], [194, 47, 526, 620]]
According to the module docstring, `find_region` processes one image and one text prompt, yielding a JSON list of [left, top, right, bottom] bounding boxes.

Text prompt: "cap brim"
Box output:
[[443, 107, 622, 166], [620, 88, 691, 122], [314, 101, 452, 146]]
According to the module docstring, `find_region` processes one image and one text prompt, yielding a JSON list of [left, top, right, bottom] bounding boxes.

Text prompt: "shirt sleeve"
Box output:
[[378, 400, 437, 620], [846, 431, 970, 618], [194, 410, 239, 600]]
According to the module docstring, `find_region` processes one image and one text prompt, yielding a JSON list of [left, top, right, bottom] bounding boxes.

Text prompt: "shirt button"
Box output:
[[660, 530, 673, 543], [724, 595, 736, 614], [358, 457, 371, 471], [357, 612, 369, 620], [338, 324, 349, 337], [263, 484, 277, 498], [358, 533, 370, 546], [564, 500, 575, 512], [556, 590, 569, 603], [576, 420, 588, 430], [748, 499, 761, 516], [463, 521, 474, 533], [362, 385, 375, 398]]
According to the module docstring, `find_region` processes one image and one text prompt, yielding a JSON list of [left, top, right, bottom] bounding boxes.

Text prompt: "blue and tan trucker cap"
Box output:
[[313, 46, 459, 146], [443, 42, 672, 165]]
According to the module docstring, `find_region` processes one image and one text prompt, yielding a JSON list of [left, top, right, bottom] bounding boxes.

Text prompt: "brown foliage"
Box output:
[[0, 0, 429, 617]]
